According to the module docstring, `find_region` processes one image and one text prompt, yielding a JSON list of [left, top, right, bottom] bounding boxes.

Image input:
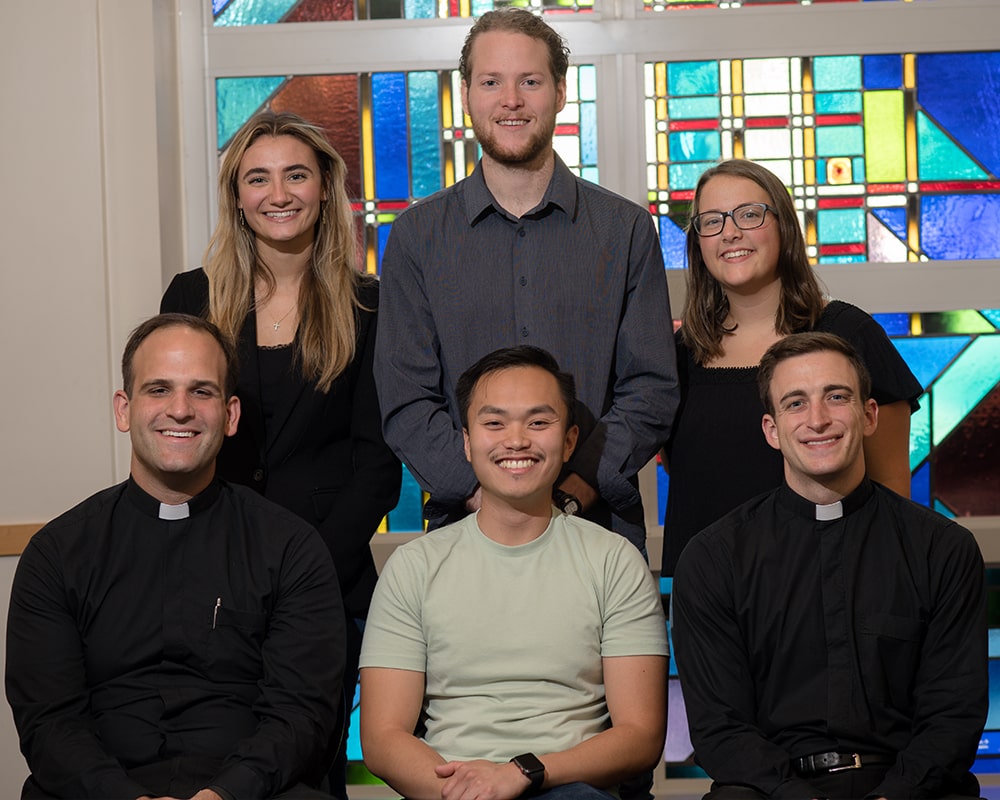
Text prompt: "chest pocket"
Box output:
[[859, 611, 926, 710], [208, 606, 268, 680]]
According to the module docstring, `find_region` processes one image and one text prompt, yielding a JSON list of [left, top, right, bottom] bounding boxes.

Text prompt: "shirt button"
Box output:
[[519, 276, 527, 286], [521, 327, 529, 337], [252, 469, 265, 482], [518, 228, 526, 238]]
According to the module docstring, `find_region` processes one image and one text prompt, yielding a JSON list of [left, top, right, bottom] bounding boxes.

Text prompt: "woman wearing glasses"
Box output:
[[660, 159, 921, 577]]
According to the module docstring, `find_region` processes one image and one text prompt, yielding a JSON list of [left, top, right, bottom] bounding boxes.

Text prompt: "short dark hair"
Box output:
[[122, 313, 239, 398], [456, 345, 577, 429], [758, 332, 872, 416], [459, 8, 570, 85]]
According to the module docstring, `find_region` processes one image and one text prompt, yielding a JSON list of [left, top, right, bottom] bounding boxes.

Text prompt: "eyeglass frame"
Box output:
[[690, 202, 778, 237]]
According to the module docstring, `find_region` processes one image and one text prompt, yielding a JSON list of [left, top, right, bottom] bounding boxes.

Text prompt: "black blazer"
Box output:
[[161, 269, 401, 617]]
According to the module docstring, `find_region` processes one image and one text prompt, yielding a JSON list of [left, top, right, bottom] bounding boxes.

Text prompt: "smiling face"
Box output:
[[461, 30, 566, 170], [696, 174, 781, 298], [463, 365, 578, 514], [762, 349, 878, 503], [113, 325, 240, 503], [236, 134, 326, 254]]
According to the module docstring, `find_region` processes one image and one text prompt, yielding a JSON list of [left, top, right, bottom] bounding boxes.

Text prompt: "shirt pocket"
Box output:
[[208, 606, 268, 680], [859, 611, 926, 710]]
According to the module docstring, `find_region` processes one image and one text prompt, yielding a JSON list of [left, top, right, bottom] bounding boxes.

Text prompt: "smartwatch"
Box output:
[[553, 489, 581, 516], [510, 752, 546, 794]]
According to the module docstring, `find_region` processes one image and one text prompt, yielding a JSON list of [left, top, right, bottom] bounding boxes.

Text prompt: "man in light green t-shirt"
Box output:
[[360, 346, 668, 800]]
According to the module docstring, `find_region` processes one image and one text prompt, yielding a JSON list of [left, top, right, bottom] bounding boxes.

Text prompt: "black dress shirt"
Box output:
[[6, 479, 345, 799], [672, 479, 987, 799]]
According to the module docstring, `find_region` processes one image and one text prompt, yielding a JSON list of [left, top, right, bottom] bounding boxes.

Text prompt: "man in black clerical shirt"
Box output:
[[672, 332, 987, 800], [6, 314, 343, 800]]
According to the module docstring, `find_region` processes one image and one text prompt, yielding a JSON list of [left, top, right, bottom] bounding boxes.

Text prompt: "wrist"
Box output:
[[510, 752, 546, 796]]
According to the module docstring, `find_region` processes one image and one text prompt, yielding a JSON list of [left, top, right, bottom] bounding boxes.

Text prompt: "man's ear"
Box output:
[[762, 414, 781, 452], [224, 396, 241, 438], [460, 80, 470, 120], [563, 424, 579, 463], [113, 390, 131, 434], [863, 397, 878, 438], [463, 428, 472, 463]]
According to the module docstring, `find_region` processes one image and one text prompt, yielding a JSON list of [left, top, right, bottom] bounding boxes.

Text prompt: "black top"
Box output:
[[661, 300, 923, 575], [672, 479, 986, 799], [161, 269, 401, 616], [6, 479, 345, 799]]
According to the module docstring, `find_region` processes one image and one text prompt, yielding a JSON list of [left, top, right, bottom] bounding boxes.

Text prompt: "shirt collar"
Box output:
[[125, 476, 223, 521], [462, 153, 578, 226], [778, 477, 874, 522]]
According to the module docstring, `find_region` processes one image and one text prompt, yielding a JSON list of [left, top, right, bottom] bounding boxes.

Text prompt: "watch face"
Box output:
[[514, 753, 545, 774]]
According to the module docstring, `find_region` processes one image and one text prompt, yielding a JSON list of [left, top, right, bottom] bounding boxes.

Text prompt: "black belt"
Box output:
[[794, 751, 895, 776]]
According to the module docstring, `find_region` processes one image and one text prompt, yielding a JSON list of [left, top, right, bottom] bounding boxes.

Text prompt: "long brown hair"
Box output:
[[203, 110, 363, 392], [681, 159, 825, 365]]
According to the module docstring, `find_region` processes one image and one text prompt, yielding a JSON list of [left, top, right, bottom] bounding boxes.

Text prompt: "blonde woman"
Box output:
[[162, 111, 400, 794]]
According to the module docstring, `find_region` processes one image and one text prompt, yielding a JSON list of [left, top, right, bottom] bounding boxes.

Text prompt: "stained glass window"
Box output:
[[216, 66, 598, 531], [212, 0, 593, 24], [646, 52, 1000, 270], [645, 0, 933, 12]]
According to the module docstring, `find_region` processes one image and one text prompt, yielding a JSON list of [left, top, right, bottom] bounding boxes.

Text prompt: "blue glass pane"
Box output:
[[863, 54, 902, 90], [911, 460, 930, 507], [921, 195, 1000, 259], [892, 335, 968, 388], [214, 0, 296, 25], [852, 156, 866, 182], [657, 462, 669, 526], [933, 499, 955, 518], [872, 207, 906, 242], [669, 131, 720, 162], [660, 217, 687, 270], [581, 102, 598, 166], [668, 62, 718, 96], [377, 219, 392, 274], [669, 161, 716, 190], [910, 398, 930, 471], [873, 312, 908, 336], [216, 77, 284, 147], [816, 208, 865, 244], [668, 97, 721, 120], [917, 52, 1000, 177], [815, 126, 864, 157], [373, 73, 408, 200], [813, 56, 862, 92], [983, 310, 1000, 329], [814, 92, 861, 114], [408, 72, 441, 199], [579, 64, 597, 102], [917, 111, 989, 181], [404, 0, 435, 18], [387, 464, 424, 531]]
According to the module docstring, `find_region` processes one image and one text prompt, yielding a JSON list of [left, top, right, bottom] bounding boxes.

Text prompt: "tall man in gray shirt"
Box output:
[[374, 9, 678, 548]]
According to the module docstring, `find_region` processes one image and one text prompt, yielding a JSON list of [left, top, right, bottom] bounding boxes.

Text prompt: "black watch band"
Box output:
[[553, 489, 581, 516], [510, 752, 545, 794]]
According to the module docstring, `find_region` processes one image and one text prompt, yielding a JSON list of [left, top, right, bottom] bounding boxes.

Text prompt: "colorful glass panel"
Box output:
[[645, 51, 1000, 268], [213, 0, 593, 23], [645, 0, 935, 12], [215, 65, 597, 533]]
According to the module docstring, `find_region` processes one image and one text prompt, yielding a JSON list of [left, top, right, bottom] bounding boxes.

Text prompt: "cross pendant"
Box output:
[[273, 321, 281, 331]]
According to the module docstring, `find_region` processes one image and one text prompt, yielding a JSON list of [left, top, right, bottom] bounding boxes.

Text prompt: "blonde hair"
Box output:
[[681, 159, 826, 365], [203, 111, 363, 392]]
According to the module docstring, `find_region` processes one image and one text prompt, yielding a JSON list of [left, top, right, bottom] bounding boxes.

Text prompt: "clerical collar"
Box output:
[[779, 477, 874, 522], [124, 477, 222, 520]]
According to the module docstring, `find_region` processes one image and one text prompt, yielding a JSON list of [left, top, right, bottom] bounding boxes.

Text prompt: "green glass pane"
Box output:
[[668, 62, 718, 97], [668, 97, 720, 120], [814, 92, 862, 114], [910, 397, 930, 472], [216, 76, 285, 147], [921, 310, 997, 335], [813, 56, 862, 91], [864, 91, 905, 182], [817, 207, 865, 244], [931, 336, 1000, 445], [916, 110, 989, 181], [815, 125, 864, 157]]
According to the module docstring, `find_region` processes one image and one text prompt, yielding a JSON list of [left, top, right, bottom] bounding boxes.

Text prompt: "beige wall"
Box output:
[[0, 1, 165, 791]]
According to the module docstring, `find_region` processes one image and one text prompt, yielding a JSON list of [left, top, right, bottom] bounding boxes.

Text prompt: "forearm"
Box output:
[[363, 728, 449, 800], [538, 720, 663, 790]]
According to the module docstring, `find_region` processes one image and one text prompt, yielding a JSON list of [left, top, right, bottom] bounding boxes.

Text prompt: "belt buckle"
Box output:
[[828, 753, 862, 773]]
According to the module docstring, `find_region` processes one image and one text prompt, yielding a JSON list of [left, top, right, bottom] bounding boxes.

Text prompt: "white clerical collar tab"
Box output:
[[159, 502, 190, 520], [815, 501, 844, 521]]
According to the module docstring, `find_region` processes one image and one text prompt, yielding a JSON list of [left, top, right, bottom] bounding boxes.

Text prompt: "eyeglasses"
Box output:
[[691, 203, 777, 237]]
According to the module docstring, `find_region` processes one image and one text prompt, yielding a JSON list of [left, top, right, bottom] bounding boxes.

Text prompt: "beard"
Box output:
[[472, 115, 556, 167]]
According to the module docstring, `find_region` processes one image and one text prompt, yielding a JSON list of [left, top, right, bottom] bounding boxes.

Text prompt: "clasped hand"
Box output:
[[435, 759, 532, 800]]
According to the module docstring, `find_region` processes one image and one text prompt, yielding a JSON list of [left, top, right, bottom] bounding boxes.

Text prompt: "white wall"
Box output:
[[0, 1, 165, 792]]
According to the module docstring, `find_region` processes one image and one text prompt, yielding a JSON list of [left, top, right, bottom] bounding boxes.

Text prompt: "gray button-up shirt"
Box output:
[[374, 156, 679, 548]]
